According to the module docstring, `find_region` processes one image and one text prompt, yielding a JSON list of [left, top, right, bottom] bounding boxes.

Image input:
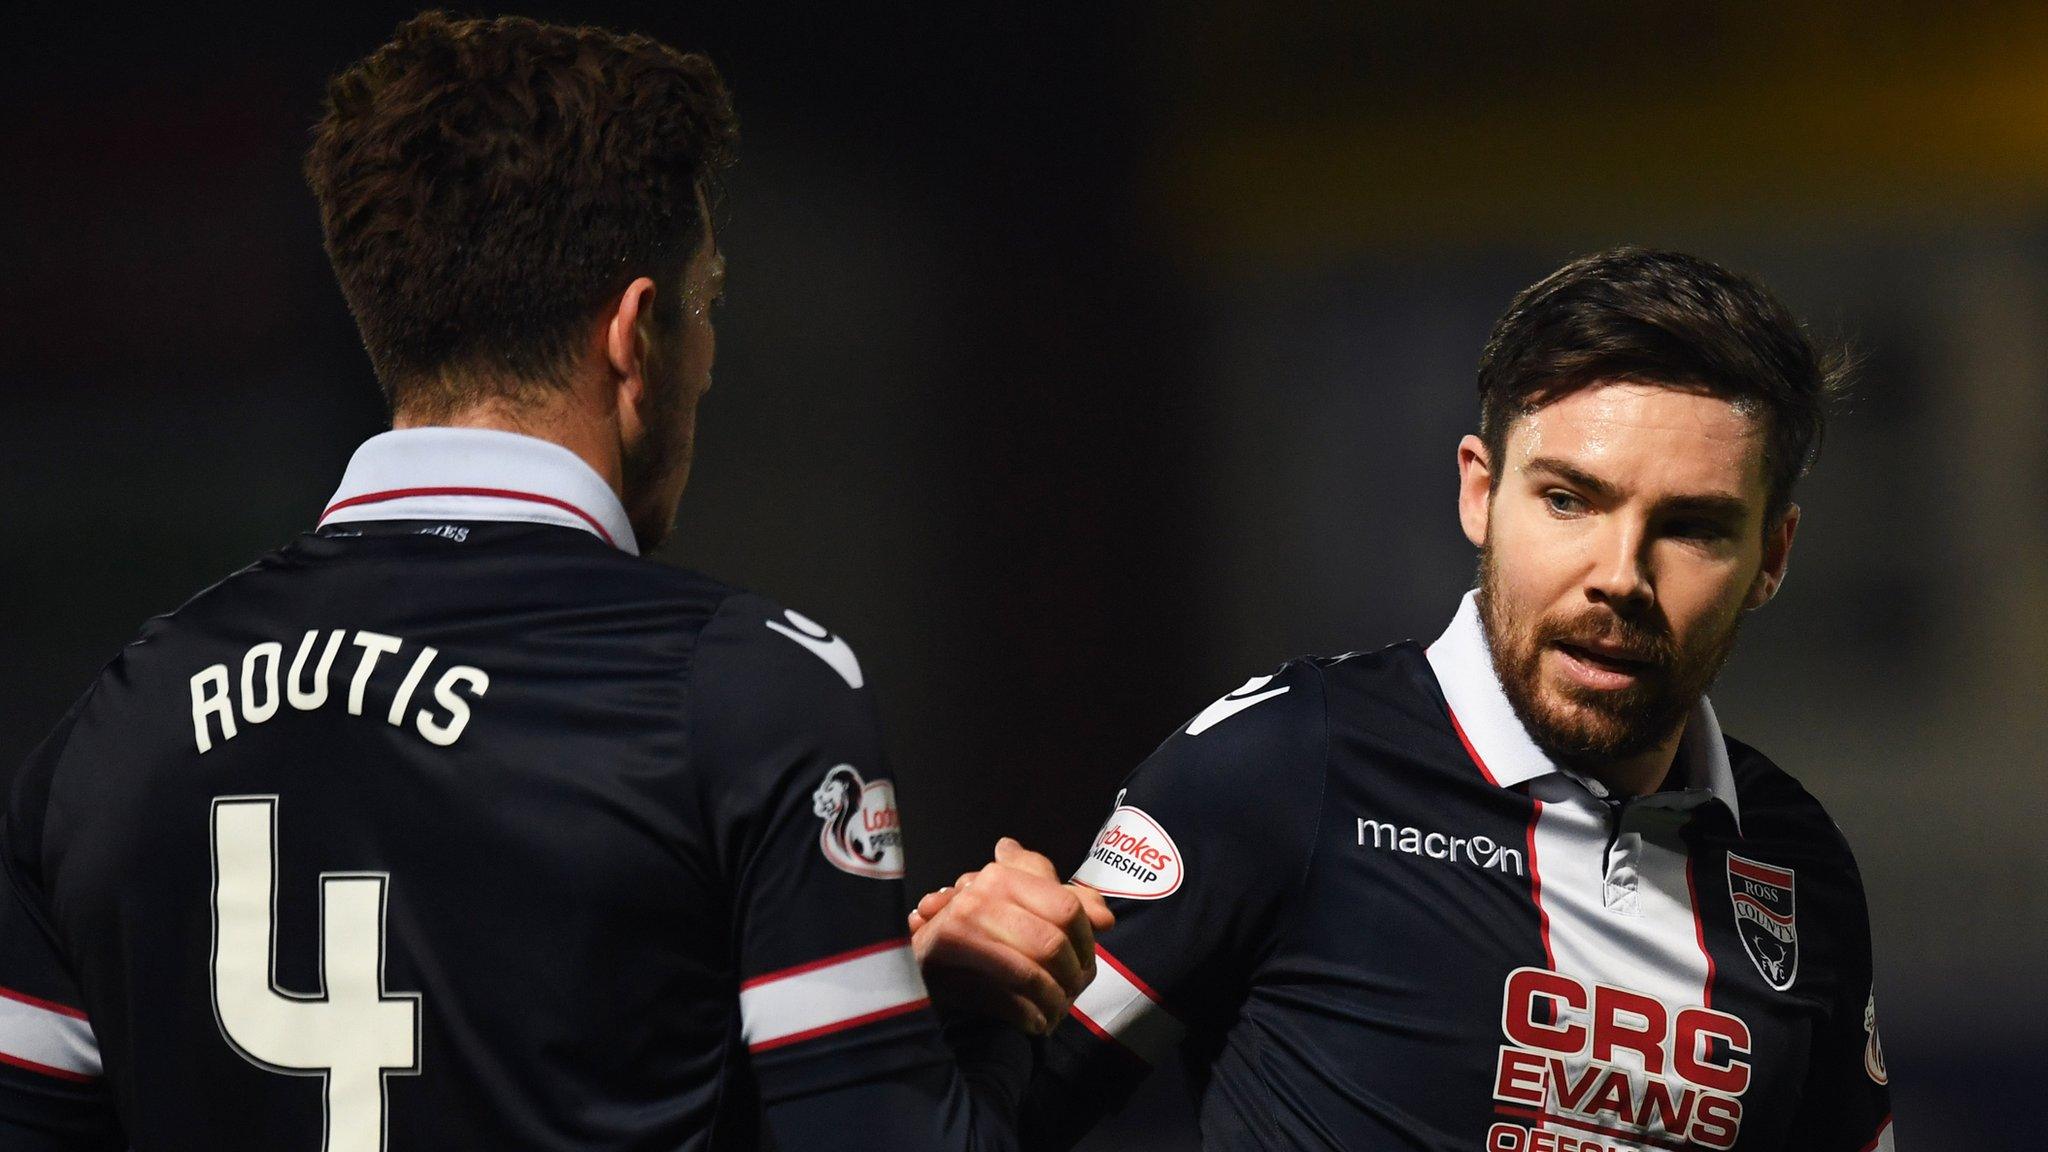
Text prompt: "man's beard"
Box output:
[[1475, 545, 1743, 767], [619, 358, 694, 554]]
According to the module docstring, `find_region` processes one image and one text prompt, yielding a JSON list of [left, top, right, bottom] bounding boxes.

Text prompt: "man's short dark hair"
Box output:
[[305, 11, 739, 417], [1475, 248, 1842, 524]]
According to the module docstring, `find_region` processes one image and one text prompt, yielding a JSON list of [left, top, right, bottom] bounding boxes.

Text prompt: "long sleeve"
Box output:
[[689, 593, 1028, 1150], [1782, 847, 1894, 1151], [0, 698, 122, 1150], [1019, 659, 1330, 1150]]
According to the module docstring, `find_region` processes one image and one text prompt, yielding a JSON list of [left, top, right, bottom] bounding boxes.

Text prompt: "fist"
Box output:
[[910, 838, 1114, 1035]]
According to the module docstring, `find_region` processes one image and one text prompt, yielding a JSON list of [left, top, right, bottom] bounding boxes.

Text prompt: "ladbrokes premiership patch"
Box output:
[[1864, 990, 1888, 1085], [1071, 791, 1182, 899], [810, 764, 904, 879], [1728, 853, 1798, 990]]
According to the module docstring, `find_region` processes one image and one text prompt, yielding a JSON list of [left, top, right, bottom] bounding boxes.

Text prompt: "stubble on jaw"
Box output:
[[1474, 544, 1743, 770]]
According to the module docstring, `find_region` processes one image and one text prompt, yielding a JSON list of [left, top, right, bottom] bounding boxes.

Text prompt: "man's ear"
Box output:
[[1746, 502, 1801, 610], [605, 276, 658, 443], [1457, 434, 1493, 549]]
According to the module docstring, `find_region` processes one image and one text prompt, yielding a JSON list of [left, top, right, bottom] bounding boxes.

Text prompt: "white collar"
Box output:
[[319, 428, 639, 555], [1424, 589, 1740, 828]]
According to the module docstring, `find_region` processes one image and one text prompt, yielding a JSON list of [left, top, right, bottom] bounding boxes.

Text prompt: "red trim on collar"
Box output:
[[320, 486, 617, 547], [1445, 706, 1502, 787]]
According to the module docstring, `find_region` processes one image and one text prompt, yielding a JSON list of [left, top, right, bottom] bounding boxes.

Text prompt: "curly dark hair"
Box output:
[[304, 11, 739, 417], [1476, 248, 1845, 525]]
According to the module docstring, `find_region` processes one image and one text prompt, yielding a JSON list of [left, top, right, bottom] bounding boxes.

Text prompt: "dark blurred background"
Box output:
[[5, 2, 2043, 1146]]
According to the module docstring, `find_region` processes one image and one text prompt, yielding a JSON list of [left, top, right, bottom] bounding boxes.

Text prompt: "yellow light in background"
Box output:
[[1152, 3, 2048, 261]]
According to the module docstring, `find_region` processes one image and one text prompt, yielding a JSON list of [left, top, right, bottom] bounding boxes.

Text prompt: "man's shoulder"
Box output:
[[1315, 639, 1439, 707], [75, 532, 770, 747], [1146, 641, 1441, 766], [1163, 653, 1330, 747], [139, 526, 746, 639], [1312, 639, 1466, 755], [677, 590, 883, 810], [1075, 655, 1337, 900], [687, 589, 870, 697], [1722, 734, 1867, 882]]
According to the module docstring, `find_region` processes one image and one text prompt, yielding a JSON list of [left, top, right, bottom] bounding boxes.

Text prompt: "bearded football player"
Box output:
[[914, 249, 1896, 1150], [0, 13, 1108, 1151]]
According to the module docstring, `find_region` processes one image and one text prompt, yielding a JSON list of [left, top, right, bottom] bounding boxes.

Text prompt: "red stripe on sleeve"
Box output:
[[0, 985, 87, 1021], [1094, 945, 1169, 1010], [746, 998, 929, 1053], [740, 938, 907, 991]]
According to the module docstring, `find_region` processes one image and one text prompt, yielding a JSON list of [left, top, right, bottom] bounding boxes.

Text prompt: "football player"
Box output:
[[0, 13, 1104, 1151], [915, 249, 1896, 1150]]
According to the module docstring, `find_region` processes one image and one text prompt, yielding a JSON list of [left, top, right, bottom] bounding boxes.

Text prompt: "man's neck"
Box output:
[[393, 398, 625, 499]]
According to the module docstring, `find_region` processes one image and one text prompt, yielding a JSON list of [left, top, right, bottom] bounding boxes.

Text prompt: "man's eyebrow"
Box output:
[[1659, 492, 1751, 521], [1523, 455, 1749, 520], [1522, 456, 1619, 501]]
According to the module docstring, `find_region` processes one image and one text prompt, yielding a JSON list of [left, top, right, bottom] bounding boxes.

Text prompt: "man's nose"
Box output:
[[1585, 518, 1653, 611]]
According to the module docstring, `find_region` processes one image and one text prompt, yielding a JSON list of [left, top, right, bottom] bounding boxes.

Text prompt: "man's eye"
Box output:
[[1669, 520, 1729, 542], [1543, 491, 1585, 516]]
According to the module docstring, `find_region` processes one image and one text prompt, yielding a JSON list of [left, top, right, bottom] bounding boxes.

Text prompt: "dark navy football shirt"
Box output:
[[1032, 593, 1894, 1152], [0, 428, 1027, 1151]]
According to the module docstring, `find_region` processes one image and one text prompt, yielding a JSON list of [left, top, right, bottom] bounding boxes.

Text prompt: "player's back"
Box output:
[[3, 511, 886, 1150]]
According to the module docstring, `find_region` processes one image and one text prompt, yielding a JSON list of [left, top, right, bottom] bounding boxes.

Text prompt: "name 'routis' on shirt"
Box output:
[[189, 629, 489, 753]]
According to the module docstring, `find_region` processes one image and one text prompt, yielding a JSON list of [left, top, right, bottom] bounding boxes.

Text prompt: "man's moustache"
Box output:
[[1536, 622, 1674, 667]]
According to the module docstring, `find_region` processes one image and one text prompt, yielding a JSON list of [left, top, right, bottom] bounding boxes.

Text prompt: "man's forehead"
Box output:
[[1507, 382, 1769, 495]]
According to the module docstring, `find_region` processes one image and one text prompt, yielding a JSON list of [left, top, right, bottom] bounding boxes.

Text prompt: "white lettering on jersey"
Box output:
[[764, 609, 864, 689], [191, 665, 237, 753], [288, 630, 346, 711], [417, 665, 489, 747], [346, 632, 403, 716], [1356, 817, 1526, 876], [385, 646, 438, 727], [189, 630, 488, 753], [211, 796, 420, 1152], [240, 642, 284, 725], [811, 765, 904, 878], [1072, 800, 1183, 899], [1185, 675, 1290, 735]]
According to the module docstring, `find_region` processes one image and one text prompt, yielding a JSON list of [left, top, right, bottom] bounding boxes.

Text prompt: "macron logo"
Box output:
[[1186, 675, 1290, 735], [1357, 817, 1524, 876], [766, 609, 864, 689]]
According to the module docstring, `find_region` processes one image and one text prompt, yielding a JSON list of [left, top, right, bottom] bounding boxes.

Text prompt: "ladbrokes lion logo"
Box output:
[[810, 764, 904, 879]]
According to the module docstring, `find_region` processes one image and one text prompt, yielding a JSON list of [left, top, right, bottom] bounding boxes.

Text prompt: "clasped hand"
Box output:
[[909, 837, 1114, 1035]]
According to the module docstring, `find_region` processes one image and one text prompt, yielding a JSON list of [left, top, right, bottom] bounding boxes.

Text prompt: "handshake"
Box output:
[[909, 838, 1115, 1036]]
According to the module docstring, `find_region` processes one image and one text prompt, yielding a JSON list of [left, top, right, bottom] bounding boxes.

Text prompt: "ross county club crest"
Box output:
[[1727, 853, 1798, 990], [810, 764, 905, 879]]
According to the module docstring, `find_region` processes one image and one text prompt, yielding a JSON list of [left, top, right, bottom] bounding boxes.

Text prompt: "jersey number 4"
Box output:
[[210, 796, 422, 1152]]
